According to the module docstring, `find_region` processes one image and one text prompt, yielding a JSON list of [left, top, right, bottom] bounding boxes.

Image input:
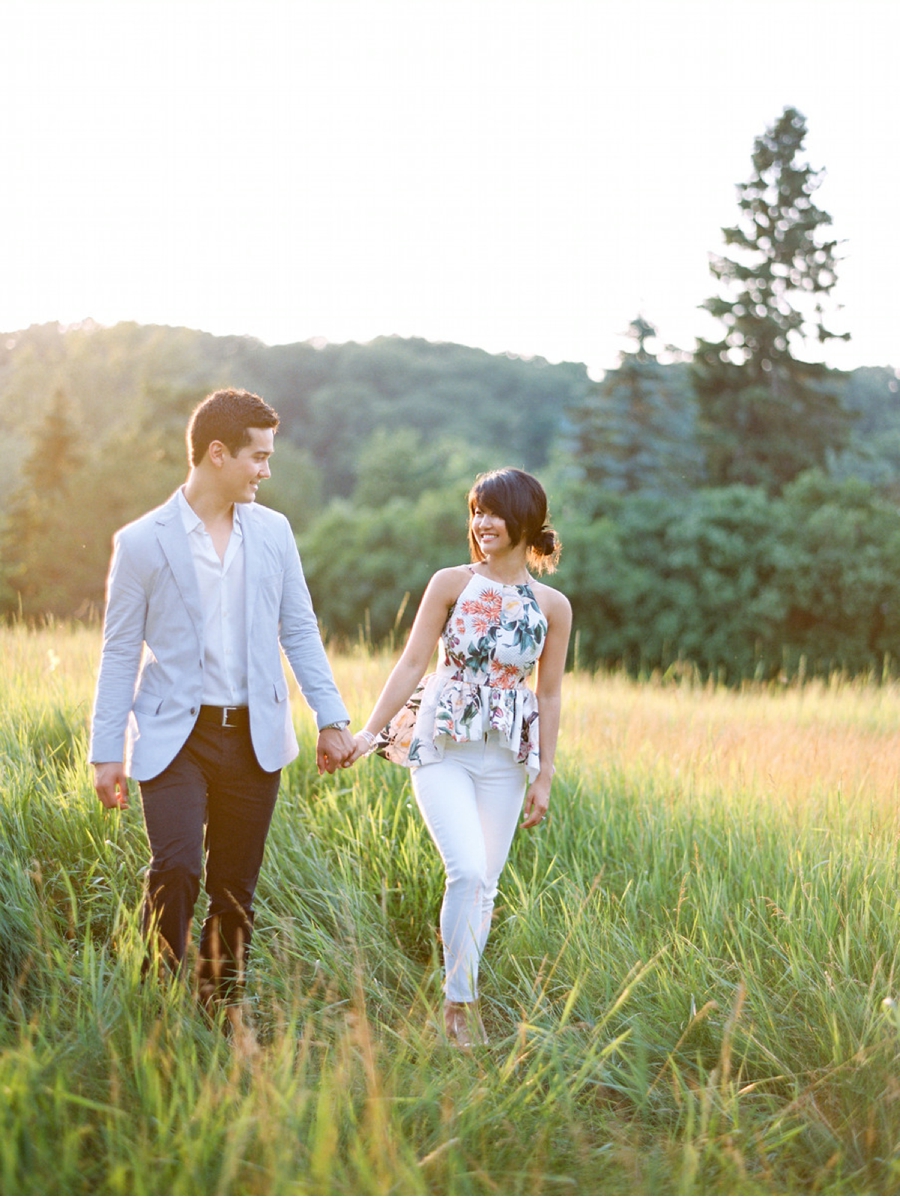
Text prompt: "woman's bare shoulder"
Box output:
[[426, 564, 475, 605], [529, 579, 572, 620]]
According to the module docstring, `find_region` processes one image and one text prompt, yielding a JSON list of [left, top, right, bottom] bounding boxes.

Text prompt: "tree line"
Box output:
[[2, 107, 899, 680]]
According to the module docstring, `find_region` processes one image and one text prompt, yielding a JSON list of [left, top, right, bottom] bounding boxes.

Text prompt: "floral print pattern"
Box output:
[[375, 570, 548, 781]]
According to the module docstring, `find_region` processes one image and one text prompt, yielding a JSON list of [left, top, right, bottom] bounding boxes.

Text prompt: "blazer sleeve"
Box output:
[[88, 534, 148, 764], [276, 518, 350, 729]]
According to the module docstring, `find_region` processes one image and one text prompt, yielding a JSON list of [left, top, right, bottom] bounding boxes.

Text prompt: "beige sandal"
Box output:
[[443, 1000, 489, 1048]]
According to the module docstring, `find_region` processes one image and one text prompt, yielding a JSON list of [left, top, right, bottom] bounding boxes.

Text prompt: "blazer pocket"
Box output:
[[273, 679, 288, 703], [134, 692, 165, 716]]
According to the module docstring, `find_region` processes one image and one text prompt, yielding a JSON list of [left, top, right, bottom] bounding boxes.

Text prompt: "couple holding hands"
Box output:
[[91, 389, 570, 1048]]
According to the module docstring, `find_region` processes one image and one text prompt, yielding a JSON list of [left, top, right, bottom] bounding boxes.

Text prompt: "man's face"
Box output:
[[219, 426, 274, 503]]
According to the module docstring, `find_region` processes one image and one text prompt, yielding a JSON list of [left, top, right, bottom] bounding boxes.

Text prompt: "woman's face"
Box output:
[[471, 504, 512, 555]]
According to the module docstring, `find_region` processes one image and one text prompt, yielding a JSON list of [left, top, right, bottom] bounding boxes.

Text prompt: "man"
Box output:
[[90, 388, 355, 1029]]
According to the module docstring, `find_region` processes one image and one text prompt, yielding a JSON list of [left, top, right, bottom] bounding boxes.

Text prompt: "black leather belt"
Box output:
[[197, 705, 250, 730]]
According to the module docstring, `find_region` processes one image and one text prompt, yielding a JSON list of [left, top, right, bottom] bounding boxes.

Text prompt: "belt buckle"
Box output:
[[221, 706, 238, 728]]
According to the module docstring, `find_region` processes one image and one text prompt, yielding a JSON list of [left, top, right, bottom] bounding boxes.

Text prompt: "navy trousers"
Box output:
[[138, 709, 281, 1003]]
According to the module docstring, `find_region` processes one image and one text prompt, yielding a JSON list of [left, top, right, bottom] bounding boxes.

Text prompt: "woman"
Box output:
[[349, 468, 572, 1047]]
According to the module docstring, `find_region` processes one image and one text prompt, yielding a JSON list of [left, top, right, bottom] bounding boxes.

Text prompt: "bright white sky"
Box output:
[[2, 0, 897, 378]]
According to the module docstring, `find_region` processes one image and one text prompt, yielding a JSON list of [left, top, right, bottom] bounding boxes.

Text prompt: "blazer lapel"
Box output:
[[155, 494, 205, 644], [241, 502, 262, 633]]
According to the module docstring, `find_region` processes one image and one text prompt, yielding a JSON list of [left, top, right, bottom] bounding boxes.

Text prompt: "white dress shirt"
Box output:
[[177, 488, 249, 706]]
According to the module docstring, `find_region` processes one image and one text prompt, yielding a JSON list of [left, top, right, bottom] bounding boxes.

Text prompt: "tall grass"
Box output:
[[2, 623, 900, 1193]]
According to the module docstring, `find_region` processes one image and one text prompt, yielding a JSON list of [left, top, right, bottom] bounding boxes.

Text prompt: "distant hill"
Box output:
[[0, 321, 591, 502]]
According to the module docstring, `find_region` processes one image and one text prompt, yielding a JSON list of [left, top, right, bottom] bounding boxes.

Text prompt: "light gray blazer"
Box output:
[[89, 492, 350, 780]]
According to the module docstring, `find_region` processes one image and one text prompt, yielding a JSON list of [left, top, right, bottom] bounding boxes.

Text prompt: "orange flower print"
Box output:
[[459, 589, 503, 636], [482, 589, 503, 619], [490, 662, 521, 688], [461, 590, 502, 621]]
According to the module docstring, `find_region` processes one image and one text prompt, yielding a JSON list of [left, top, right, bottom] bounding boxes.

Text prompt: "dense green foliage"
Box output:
[[830, 366, 900, 497], [554, 472, 900, 680]]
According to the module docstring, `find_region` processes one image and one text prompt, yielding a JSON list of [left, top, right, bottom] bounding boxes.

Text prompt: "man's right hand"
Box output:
[[93, 762, 130, 810], [316, 727, 357, 775]]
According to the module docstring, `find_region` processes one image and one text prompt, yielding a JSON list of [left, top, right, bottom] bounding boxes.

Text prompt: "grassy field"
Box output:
[[2, 624, 900, 1195]]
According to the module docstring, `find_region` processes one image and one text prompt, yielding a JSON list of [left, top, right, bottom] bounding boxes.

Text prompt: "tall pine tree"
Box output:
[[693, 106, 851, 491], [566, 317, 704, 496], [0, 389, 99, 616]]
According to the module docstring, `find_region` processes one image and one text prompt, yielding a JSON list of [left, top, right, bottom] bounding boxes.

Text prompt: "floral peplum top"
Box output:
[[374, 568, 549, 781]]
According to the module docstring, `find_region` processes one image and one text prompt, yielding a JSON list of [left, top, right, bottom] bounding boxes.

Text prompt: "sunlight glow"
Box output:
[[0, 0, 896, 376]]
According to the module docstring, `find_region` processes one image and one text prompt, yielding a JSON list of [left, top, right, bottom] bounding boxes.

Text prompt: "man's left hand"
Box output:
[[316, 727, 357, 774]]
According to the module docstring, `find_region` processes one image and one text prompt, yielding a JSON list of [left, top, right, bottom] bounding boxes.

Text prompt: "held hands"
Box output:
[[318, 729, 377, 773], [316, 726, 358, 774], [96, 732, 368, 792], [345, 730, 376, 767]]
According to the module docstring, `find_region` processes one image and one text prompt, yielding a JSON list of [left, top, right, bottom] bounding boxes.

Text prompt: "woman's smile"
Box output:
[[472, 509, 510, 551]]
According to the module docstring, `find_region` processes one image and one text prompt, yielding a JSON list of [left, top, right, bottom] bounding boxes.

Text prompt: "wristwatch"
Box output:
[[320, 720, 351, 731]]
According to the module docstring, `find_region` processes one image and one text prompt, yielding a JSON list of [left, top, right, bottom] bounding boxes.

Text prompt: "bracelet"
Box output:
[[359, 729, 377, 749]]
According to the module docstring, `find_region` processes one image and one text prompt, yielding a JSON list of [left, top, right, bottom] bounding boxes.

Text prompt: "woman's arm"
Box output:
[[521, 586, 572, 829], [348, 567, 470, 761]]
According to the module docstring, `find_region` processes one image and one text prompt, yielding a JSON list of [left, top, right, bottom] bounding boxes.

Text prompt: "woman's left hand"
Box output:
[[521, 778, 551, 829]]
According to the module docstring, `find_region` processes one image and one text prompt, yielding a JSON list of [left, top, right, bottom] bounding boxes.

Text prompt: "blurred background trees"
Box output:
[[1, 106, 898, 681]]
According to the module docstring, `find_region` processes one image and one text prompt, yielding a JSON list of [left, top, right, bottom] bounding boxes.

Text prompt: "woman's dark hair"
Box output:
[[467, 468, 561, 575], [188, 389, 279, 466]]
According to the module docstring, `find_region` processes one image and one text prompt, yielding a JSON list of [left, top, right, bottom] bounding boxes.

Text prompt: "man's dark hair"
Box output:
[[187, 389, 280, 466]]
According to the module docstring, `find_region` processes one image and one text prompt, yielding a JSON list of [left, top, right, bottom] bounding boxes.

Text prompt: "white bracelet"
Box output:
[[359, 729, 377, 749]]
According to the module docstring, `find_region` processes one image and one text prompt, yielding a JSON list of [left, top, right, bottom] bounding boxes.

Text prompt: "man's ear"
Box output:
[[207, 439, 228, 467]]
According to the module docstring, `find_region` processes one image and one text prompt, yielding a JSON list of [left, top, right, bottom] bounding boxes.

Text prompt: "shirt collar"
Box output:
[[176, 487, 203, 534], [176, 488, 243, 539]]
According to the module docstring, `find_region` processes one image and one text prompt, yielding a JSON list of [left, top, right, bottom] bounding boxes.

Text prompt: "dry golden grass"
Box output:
[[7, 624, 898, 826], [561, 670, 900, 824], [0, 623, 99, 729]]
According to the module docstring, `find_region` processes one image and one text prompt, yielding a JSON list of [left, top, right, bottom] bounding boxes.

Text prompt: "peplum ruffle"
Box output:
[[374, 668, 541, 781]]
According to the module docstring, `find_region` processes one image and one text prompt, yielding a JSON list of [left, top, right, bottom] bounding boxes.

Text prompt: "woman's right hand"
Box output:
[[343, 731, 376, 767]]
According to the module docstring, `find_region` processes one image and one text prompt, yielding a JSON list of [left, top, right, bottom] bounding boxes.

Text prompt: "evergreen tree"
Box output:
[[693, 106, 851, 491], [565, 317, 704, 496], [0, 389, 101, 616]]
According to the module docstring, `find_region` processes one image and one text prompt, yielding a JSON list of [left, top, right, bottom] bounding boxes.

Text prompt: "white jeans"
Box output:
[[411, 733, 527, 1003]]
